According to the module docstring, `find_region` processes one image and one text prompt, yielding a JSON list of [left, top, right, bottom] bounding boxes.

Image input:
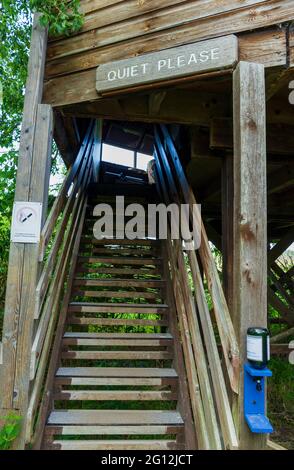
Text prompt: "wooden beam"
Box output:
[[271, 327, 294, 343], [60, 89, 230, 126], [210, 118, 294, 156], [268, 288, 294, 326], [268, 226, 294, 265], [232, 61, 267, 449], [0, 15, 48, 415], [221, 154, 234, 311], [148, 91, 167, 116], [53, 111, 80, 167]]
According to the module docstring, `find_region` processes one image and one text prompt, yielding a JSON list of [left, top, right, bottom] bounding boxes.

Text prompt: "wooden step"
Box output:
[[80, 237, 159, 246], [45, 424, 182, 436], [54, 390, 177, 401], [67, 317, 168, 327], [75, 267, 161, 276], [56, 367, 178, 378], [62, 339, 171, 347], [55, 377, 177, 387], [44, 440, 179, 450], [72, 290, 162, 300], [77, 256, 162, 265], [61, 351, 173, 360], [48, 410, 184, 426], [63, 332, 173, 340], [80, 248, 158, 257], [68, 303, 168, 314], [73, 279, 164, 287]]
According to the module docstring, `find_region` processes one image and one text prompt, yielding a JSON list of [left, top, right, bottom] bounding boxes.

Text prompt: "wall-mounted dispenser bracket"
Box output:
[[244, 363, 274, 434]]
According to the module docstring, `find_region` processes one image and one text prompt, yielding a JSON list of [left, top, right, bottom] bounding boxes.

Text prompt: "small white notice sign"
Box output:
[[11, 202, 42, 244]]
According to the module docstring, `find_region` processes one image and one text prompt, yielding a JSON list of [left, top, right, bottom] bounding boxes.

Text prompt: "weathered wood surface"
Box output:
[[232, 62, 267, 449], [43, 0, 294, 107], [0, 16, 48, 415], [96, 36, 238, 95]]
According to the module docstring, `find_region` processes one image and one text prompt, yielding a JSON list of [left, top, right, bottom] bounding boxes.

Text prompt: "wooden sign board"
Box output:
[[96, 35, 238, 95]]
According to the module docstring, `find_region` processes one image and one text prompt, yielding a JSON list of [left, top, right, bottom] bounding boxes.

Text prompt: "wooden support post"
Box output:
[[0, 15, 51, 448], [233, 61, 267, 449], [221, 153, 234, 312]]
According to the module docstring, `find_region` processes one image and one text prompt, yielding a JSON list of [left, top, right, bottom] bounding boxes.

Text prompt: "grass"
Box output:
[[268, 357, 294, 449]]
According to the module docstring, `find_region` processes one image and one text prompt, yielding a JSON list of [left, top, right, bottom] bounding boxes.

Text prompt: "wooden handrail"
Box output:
[[39, 121, 94, 261], [156, 125, 239, 392], [154, 124, 239, 449], [24, 121, 95, 443]]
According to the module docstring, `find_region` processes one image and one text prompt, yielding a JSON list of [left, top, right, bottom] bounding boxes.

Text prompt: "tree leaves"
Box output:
[[30, 0, 84, 37]]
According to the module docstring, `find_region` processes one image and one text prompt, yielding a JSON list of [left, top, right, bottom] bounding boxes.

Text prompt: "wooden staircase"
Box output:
[[42, 188, 195, 450]]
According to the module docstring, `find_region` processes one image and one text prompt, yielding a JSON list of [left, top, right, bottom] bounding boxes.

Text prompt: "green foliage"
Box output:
[[30, 0, 84, 37], [0, 413, 22, 450], [268, 358, 294, 414]]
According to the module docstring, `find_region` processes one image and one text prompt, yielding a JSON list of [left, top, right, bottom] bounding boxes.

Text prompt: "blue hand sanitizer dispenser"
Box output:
[[244, 327, 274, 434]]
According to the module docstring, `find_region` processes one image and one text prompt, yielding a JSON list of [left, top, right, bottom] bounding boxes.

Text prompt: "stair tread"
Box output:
[[45, 424, 182, 435], [63, 332, 173, 339], [56, 367, 178, 378], [43, 440, 179, 450], [48, 410, 184, 425], [69, 302, 168, 308], [53, 390, 177, 401]]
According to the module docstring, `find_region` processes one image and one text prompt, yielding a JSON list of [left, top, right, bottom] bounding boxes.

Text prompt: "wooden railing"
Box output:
[[154, 124, 239, 450], [25, 123, 95, 445]]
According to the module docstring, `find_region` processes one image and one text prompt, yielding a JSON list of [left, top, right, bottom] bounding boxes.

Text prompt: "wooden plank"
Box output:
[[68, 302, 167, 313], [56, 367, 178, 378], [61, 351, 173, 360], [158, 125, 240, 393], [233, 61, 267, 449], [0, 15, 48, 416], [270, 327, 294, 343], [67, 317, 168, 327], [63, 332, 172, 339], [30, 195, 86, 379], [48, 410, 184, 425], [44, 439, 179, 450], [46, 1, 268, 64], [268, 227, 294, 265], [54, 390, 176, 401], [80, 237, 158, 246], [45, 424, 181, 435], [267, 440, 287, 450], [239, 28, 287, 68], [96, 36, 238, 95], [30, 198, 88, 448], [160, 244, 198, 449], [39, 122, 94, 259], [6, 107, 53, 408], [78, 256, 161, 265], [55, 377, 176, 386], [73, 278, 163, 287], [53, 390, 177, 401], [72, 290, 162, 300], [43, 2, 294, 107], [62, 337, 171, 346]]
